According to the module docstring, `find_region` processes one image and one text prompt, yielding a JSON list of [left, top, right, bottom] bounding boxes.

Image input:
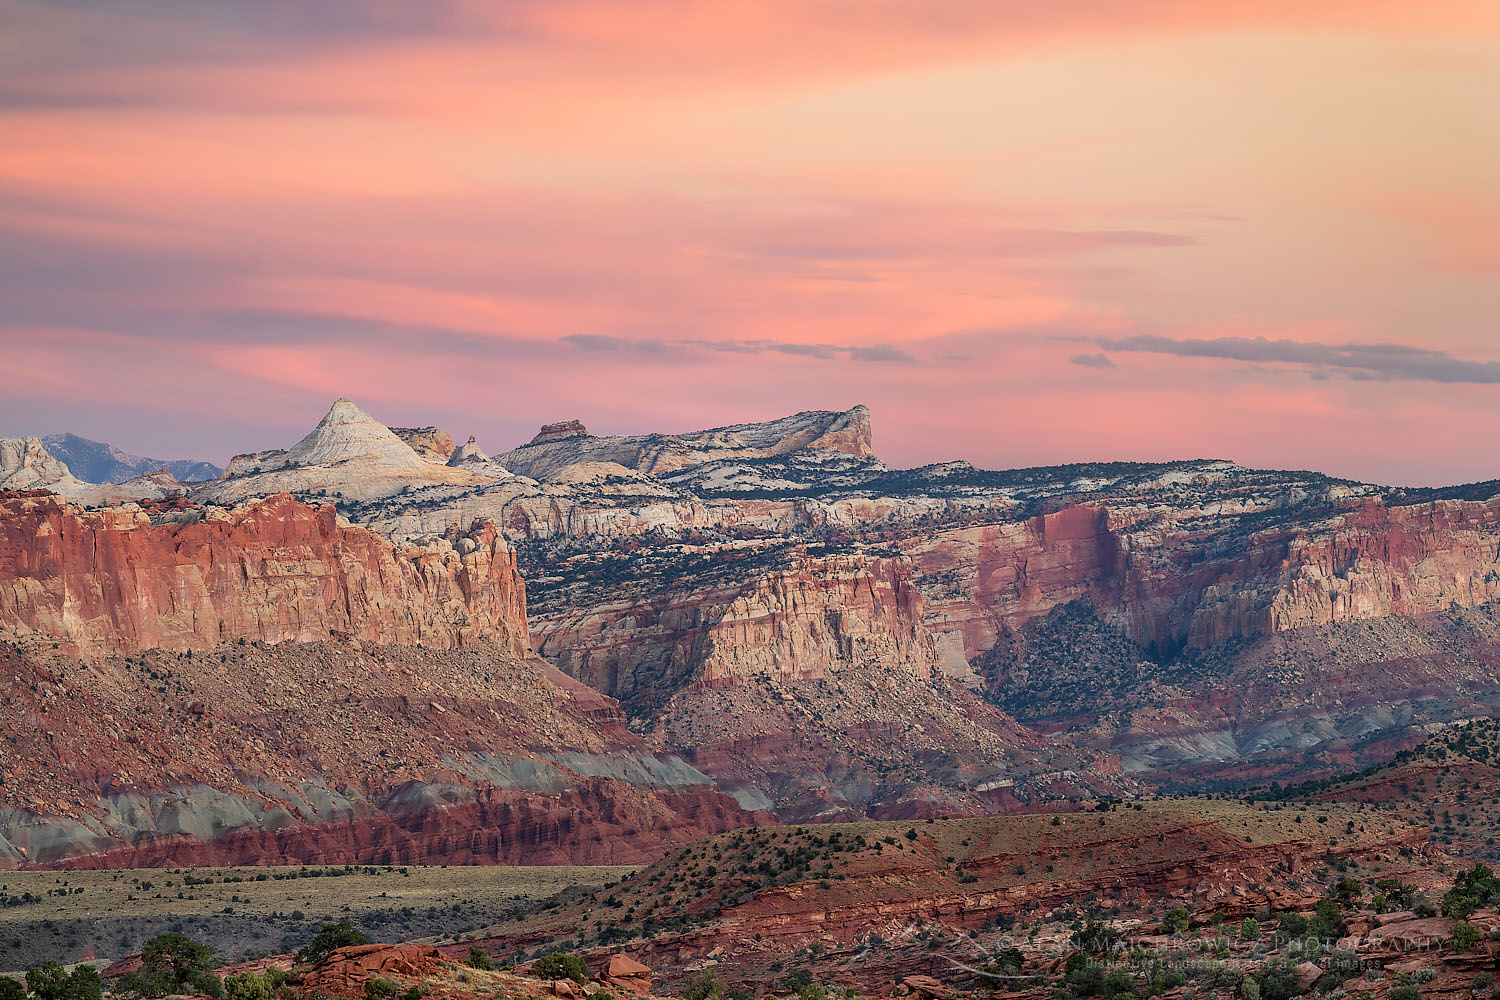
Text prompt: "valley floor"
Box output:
[[0, 864, 633, 972]]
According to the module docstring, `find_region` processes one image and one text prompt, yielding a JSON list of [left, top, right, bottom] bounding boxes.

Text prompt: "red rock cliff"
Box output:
[[910, 496, 1500, 657], [0, 491, 530, 657], [532, 547, 933, 706]]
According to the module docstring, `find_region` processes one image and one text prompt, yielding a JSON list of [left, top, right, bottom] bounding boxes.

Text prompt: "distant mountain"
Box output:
[[40, 432, 222, 483]]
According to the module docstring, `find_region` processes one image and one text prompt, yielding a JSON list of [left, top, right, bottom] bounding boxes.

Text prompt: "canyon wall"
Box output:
[[907, 496, 1500, 659], [531, 548, 934, 710], [0, 491, 530, 658]]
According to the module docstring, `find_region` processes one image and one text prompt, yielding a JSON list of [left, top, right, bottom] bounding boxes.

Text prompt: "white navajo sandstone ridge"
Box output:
[[195, 398, 500, 504], [0, 436, 173, 503], [492, 405, 877, 479]]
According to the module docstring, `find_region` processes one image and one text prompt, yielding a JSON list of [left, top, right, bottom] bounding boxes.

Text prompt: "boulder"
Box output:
[[1293, 962, 1322, 992], [598, 953, 653, 994]]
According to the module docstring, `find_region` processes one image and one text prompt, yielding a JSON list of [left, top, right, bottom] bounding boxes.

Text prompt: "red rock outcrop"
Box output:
[[296, 943, 444, 998], [597, 953, 653, 994], [0, 491, 530, 658]]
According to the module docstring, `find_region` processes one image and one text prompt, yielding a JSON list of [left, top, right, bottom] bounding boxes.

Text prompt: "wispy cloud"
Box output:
[[849, 344, 918, 364], [1095, 335, 1500, 384], [560, 334, 917, 364], [1069, 352, 1117, 369]]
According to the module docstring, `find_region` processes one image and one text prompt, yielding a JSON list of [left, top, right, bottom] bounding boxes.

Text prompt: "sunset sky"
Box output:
[[2, 1, 1497, 485]]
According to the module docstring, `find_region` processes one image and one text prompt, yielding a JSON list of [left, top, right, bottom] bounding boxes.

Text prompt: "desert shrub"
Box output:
[[1160, 908, 1191, 935], [0, 979, 23, 1000], [466, 948, 494, 971], [1453, 921, 1483, 953], [1277, 912, 1308, 937], [226, 972, 278, 1000], [779, 971, 814, 992], [980, 947, 1025, 982], [1444, 865, 1500, 919], [531, 953, 587, 986], [1390, 985, 1421, 1000], [297, 920, 370, 965], [1240, 917, 1261, 942], [1310, 899, 1344, 938], [364, 978, 397, 999], [1253, 959, 1300, 1000], [1375, 878, 1418, 909], [1332, 878, 1362, 906]]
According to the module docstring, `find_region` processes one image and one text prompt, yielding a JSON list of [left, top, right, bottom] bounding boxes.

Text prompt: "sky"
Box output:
[[2, 1, 1497, 485]]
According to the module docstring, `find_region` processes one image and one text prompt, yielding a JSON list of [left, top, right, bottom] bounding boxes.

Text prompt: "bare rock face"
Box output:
[[598, 954, 652, 994], [0, 436, 79, 491], [531, 420, 589, 444], [527, 544, 1129, 818], [447, 434, 489, 466], [0, 491, 530, 658], [281, 398, 431, 471], [0, 438, 172, 502], [533, 547, 932, 703], [909, 496, 1500, 661], [391, 425, 456, 462], [0, 629, 763, 868], [496, 406, 875, 480], [198, 399, 491, 504]]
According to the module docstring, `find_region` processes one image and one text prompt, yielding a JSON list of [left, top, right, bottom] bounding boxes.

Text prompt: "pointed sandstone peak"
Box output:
[[282, 398, 428, 471], [806, 403, 874, 458], [447, 435, 489, 467]]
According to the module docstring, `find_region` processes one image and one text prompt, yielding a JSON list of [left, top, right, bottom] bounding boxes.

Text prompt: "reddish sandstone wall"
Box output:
[[0, 491, 530, 657]]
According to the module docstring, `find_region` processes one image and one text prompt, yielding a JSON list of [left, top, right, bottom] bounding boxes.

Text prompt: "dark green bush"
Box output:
[[531, 953, 587, 985], [297, 919, 370, 965], [115, 933, 219, 999], [364, 978, 398, 999]]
